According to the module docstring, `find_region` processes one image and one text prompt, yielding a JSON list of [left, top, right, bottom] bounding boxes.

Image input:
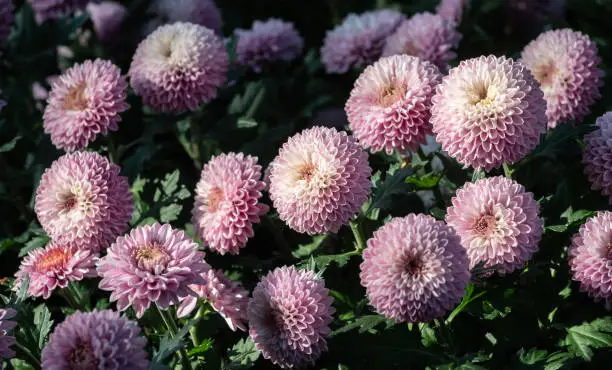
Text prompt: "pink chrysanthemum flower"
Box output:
[[382, 12, 461, 70], [14, 241, 97, 299], [431, 55, 547, 171], [521, 28, 604, 128], [97, 223, 208, 318], [436, 0, 467, 24], [28, 0, 88, 22], [235, 18, 304, 72], [129, 22, 229, 113], [584, 112, 612, 203], [345, 55, 442, 154], [320, 9, 405, 74], [0, 0, 13, 47], [178, 266, 250, 331], [446, 176, 542, 274], [147, 0, 222, 35], [192, 152, 269, 255], [41, 310, 149, 370], [0, 309, 16, 361], [268, 126, 372, 234], [360, 214, 470, 322], [35, 152, 133, 253], [569, 211, 612, 310], [86, 1, 127, 44], [43, 59, 129, 152], [248, 266, 334, 369]]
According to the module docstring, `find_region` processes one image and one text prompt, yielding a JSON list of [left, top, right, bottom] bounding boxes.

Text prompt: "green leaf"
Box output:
[[226, 337, 260, 368], [545, 225, 567, 233], [237, 117, 258, 128], [160, 204, 183, 223], [420, 324, 437, 347], [405, 172, 443, 190], [9, 358, 35, 370], [331, 315, 395, 337], [152, 320, 195, 364], [367, 165, 413, 215], [0, 136, 21, 152], [314, 252, 353, 269], [33, 304, 53, 350], [564, 318, 612, 361], [446, 285, 486, 323], [16, 275, 30, 304], [544, 352, 576, 370], [518, 348, 548, 365], [293, 235, 326, 258], [19, 236, 50, 257], [187, 338, 214, 356]]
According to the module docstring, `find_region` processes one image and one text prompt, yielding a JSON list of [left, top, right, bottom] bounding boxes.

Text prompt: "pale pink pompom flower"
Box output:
[[436, 0, 468, 24], [43, 59, 129, 152], [360, 214, 470, 322], [569, 211, 612, 310], [235, 18, 304, 72], [0, 0, 13, 47], [0, 309, 17, 361], [446, 176, 543, 274], [86, 1, 127, 44], [146, 0, 222, 35], [129, 22, 229, 113], [178, 266, 249, 332], [35, 152, 133, 253], [346, 55, 442, 154], [521, 28, 604, 128], [268, 126, 372, 234], [41, 310, 149, 370], [431, 55, 547, 171], [192, 152, 269, 255], [14, 241, 97, 299], [382, 12, 461, 70], [584, 112, 612, 203], [97, 223, 208, 318], [320, 9, 405, 74], [248, 266, 334, 369]]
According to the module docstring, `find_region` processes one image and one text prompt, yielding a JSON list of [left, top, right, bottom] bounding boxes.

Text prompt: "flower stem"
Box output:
[[349, 219, 367, 253], [502, 163, 513, 179], [189, 306, 204, 347], [189, 116, 202, 170], [60, 287, 79, 310], [15, 342, 41, 369], [156, 306, 193, 370], [107, 135, 119, 164]]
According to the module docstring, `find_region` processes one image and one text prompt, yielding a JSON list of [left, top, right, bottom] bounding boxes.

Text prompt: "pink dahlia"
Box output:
[[248, 266, 334, 369], [86, 1, 127, 44], [0, 309, 16, 361], [28, 0, 88, 22], [0, 0, 13, 47], [268, 126, 372, 234], [97, 223, 208, 318], [43, 59, 129, 152], [178, 267, 249, 331], [446, 176, 542, 274], [320, 9, 405, 74], [192, 152, 269, 255], [147, 0, 222, 35], [520, 28, 604, 128], [14, 241, 97, 299], [129, 22, 229, 113], [360, 214, 470, 322], [382, 12, 461, 70], [436, 0, 467, 24], [431, 55, 547, 171], [569, 211, 612, 310], [584, 112, 612, 203], [345, 55, 442, 154], [41, 310, 149, 370], [235, 18, 304, 72], [35, 152, 133, 253]]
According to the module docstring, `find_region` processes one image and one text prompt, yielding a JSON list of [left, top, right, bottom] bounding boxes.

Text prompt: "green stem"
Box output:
[[245, 85, 266, 118], [15, 342, 41, 369], [349, 219, 367, 253], [60, 288, 79, 310], [156, 306, 193, 370], [190, 116, 202, 170], [107, 135, 119, 163], [189, 306, 205, 348], [502, 163, 513, 179]]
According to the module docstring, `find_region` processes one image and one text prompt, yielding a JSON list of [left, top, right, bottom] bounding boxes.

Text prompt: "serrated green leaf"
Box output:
[[293, 235, 326, 258], [420, 324, 437, 347], [19, 236, 49, 257], [152, 319, 195, 364], [33, 304, 53, 350], [544, 352, 576, 370], [405, 172, 443, 190], [187, 338, 214, 356], [227, 337, 260, 368], [545, 225, 568, 233], [330, 315, 395, 337], [367, 166, 413, 215], [314, 253, 352, 269], [16, 275, 30, 304], [160, 204, 183, 223], [565, 318, 612, 361], [518, 348, 548, 365], [10, 358, 35, 370]]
